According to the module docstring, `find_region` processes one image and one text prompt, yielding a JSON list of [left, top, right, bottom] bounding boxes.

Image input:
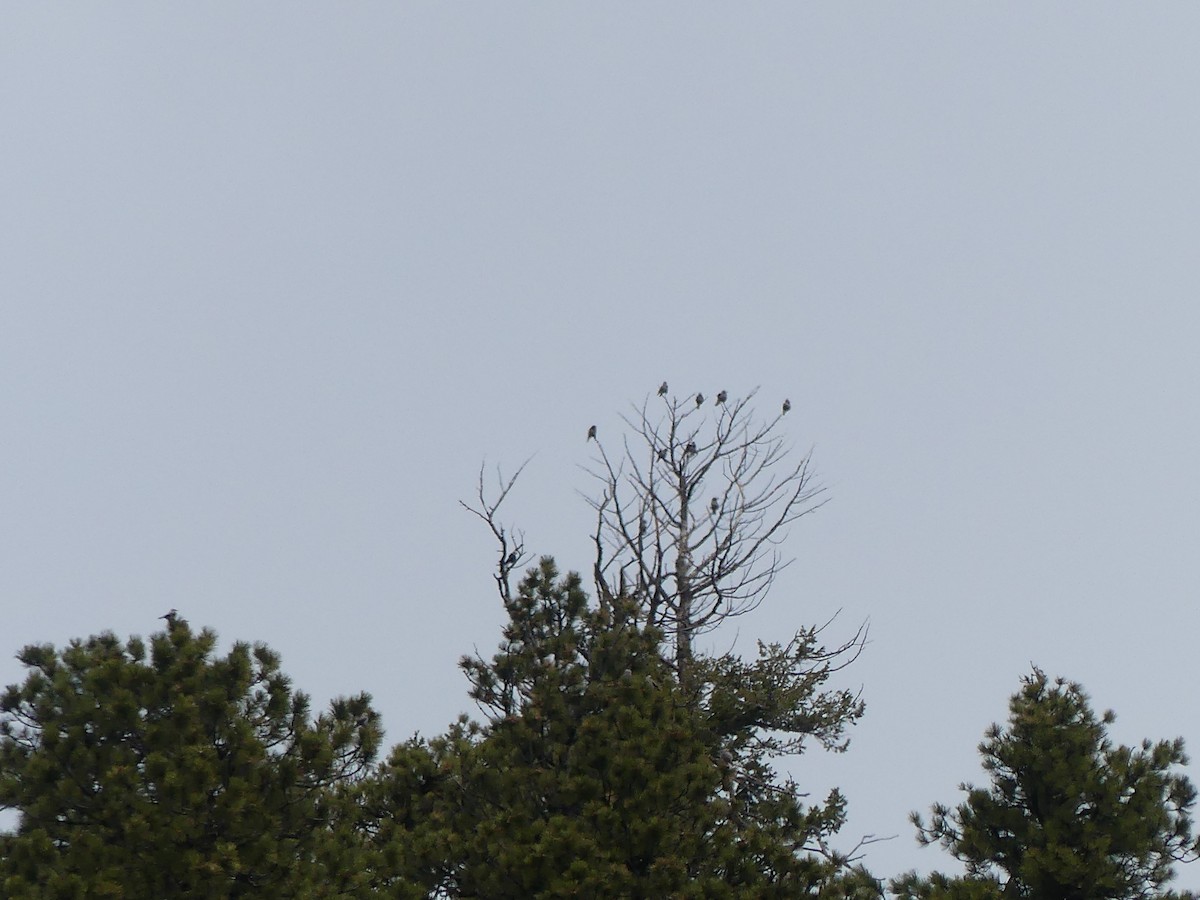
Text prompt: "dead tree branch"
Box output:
[[459, 458, 533, 605], [585, 388, 827, 673]]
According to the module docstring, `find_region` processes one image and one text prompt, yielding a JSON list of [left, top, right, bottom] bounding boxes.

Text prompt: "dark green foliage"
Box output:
[[0, 621, 381, 898], [367, 559, 877, 898], [697, 627, 867, 873], [892, 668, 1200, 900], [889, 871, 1004, 900]]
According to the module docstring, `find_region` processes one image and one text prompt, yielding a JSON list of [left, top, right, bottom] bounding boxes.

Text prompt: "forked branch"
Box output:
[[585, 388, 827, 673], [459, 458, 533, 605]]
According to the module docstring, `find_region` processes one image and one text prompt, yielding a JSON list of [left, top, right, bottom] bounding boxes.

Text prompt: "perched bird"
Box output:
[[695, 392, 704, 407], [717, 747, 735, 792], [657, 447, 668, 462], [658, 381, 669, 396], [782, 398, 791, 415], [685, 441, 697, 456], [587, 424, 597, 441], [160, 608, 178, 625], [505, 550, 519, 566], [710, 497, 719, 515], [716, 390, 727, 404]]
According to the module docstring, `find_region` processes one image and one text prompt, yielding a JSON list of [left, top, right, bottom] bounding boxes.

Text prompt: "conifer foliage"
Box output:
[[892, 668, 1200, 900], [0, 620, 381, 898], [368, 559, 878, 898]]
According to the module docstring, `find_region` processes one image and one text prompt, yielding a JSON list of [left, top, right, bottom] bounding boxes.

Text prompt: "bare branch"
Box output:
[[585, 388, 828, 675], [459, 457, 533, 604]]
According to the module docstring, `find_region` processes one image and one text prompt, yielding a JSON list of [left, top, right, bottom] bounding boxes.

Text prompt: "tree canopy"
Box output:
[[9, 390, 1192, 897], [0, 619, 381, 898], [366, 558, 878, 898], [893, 668, 1200, 900]]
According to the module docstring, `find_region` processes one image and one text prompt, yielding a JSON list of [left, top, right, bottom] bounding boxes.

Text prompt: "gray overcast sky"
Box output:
[[3, 4, 1199, 888]]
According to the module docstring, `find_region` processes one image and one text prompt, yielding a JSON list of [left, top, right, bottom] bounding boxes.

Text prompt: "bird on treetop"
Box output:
[[685, 441, 697, 455], [658, 381, 668, 396], [782, 398, 791, 414], [716, 390, 727, 404], [587, 425, 597, 441], [505, 550, 519, 566], [695, 392, 704, 407], [160, 608, 178, 624]]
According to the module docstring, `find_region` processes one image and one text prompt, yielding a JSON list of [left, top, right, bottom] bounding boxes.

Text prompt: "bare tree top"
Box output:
[[460, 458, 533, 606], [586, 386, 827, 672]]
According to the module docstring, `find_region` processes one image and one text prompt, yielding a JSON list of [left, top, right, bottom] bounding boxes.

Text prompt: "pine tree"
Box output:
[[368, 559, 879, 898], [0, 620, 381, 898], [892, 668, 1200, 900], [450, 389, 878, 892]]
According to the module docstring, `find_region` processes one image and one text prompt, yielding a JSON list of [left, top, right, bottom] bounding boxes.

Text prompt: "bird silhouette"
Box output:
[[658, 381, 669, 396], [716, 390, 727, 404], [657, 447, 668, 462], [782, 399, 791, 414], [695, 393, 704, 407], [160, 608, 178, 624], [710, 497, 719, 515], [587, 425, 597, 441], [505, 550, 519, 566], [685, 441, 697, 456]]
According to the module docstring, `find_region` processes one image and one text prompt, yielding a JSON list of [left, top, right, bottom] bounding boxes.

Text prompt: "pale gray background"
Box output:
[[3, 4, 1198, 890]]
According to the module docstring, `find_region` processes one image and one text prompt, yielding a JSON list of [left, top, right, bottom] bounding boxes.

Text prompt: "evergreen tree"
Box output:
[[368, 559, 879, 898], [892, 668, 1200, 900], [581, 389, 869, 869], [454, 388, 878, 891], [0, 619, 381, 898]]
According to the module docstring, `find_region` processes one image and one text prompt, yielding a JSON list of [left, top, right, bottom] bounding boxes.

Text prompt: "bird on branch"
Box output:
[[716, 390, 727, 404], [685, 441, 697, 456], [717, 747, 736, 792], [710, 497, 719, 515], [505, 550, 519, 566], [695, 392, 704, 407], [587, 425, 597, 441], [782, 398, 791, 414], [657, 447, 668, 462], [159, 608, 187, 629], [658, 381, 668, 396]]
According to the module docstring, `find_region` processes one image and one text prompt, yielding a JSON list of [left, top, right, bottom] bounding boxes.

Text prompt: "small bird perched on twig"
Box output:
[[685, 441, 697, 456], [587, 425, 597, 441], [658, 381, 668, 396], [695, 392, 704, 407], [710, 497, 719, 515], [505, 550, 519, 566], [782, 398, 791, 414], [716, 390, 727, 404]]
